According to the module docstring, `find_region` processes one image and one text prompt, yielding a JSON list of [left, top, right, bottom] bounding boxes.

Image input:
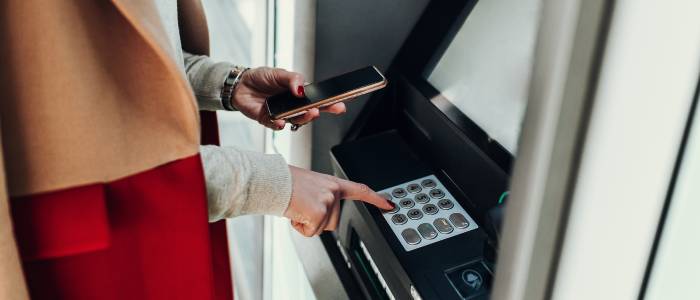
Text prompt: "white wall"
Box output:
[[551, 1, 700, 299], [644, 92, 700, 299]]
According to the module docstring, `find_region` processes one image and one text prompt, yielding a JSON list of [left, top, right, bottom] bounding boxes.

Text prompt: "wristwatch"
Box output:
[[221, 66, 249, 111]]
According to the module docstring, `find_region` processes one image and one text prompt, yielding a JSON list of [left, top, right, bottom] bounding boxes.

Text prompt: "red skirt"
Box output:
[[10, 154, 233, 300]]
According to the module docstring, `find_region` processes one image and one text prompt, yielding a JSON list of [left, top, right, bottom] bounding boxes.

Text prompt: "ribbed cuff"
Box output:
[[239, 151, 293, 216], [183, 52, 238, 111], [196, 61, 237, 111], [200, 145, 292, 221]]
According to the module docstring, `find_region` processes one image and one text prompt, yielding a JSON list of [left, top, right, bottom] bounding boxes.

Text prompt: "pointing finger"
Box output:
[[335, 179, 394, 210]]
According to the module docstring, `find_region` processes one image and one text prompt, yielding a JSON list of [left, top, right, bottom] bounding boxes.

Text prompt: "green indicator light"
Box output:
[[498, 191, 509, 204]]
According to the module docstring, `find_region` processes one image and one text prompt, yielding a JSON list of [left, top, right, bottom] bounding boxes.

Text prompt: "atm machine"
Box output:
[[318, 0, 539, 299], [292, 0, 700, 298]]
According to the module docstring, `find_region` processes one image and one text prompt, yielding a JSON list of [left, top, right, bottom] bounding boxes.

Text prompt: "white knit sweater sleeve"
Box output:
[[183, 52, 234, 111], [200, 145, 293, 222]]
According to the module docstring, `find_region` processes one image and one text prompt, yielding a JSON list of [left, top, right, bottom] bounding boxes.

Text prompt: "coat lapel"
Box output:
[[109, 0, 181, 69], [109, 0, 211, 61]]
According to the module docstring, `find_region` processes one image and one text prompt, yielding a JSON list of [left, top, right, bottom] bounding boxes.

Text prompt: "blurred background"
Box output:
[[202, 0, 315, 299]]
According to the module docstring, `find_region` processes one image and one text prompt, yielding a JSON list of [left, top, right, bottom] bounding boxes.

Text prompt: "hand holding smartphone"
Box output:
[[265, 66, 387, 121]]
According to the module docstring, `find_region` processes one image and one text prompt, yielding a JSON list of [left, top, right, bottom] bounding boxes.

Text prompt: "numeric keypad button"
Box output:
[[399, 198, 415, 209], [385, 202, 400, 214], [421, 178, 437, 188], [414, 193, 430, 204], [406, 183, 422, 193], [407, 209, 423, 220], [392, 188, 407, 198], [429, 188, 445, 199], [401, 228, 421, 245], [433, 218, 454, 234], [437, 199, 454, 210], [422, 204, 439, 215], [449, 213, 469, 229], [417, 223, 438, 240], [391, 214, 408, 225]]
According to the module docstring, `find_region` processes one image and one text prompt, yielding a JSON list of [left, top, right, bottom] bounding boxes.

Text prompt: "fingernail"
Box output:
[[297, 85, 305, 96], [386, 200, 395, 209]]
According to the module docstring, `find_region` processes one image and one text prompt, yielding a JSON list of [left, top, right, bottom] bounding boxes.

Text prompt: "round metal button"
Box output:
[[433, 218, 454, 234], [406, 183, 422, 193], [449, 213, 469, 229], [417, 223, 438, 240], [421, 178, 437, 188], [391, 214, 408, 225], [392, 188, 408, 198], [399, 198, 415, 209], [385, 201, 400, 214], [407, 209, 423, 220], [401, 228, 421, 245], [429, 188, 445, 199], [437, 199, 454, 210], [422, 204, 439, 215], [414, 193, 430, 204]]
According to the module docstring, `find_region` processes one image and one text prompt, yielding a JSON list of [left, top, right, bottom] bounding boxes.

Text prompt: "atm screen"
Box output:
[[425, 0, 541, 153]]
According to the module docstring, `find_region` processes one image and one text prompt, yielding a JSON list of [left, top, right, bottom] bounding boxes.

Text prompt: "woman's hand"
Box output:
[[284, 166, 396, 237], [232, 67, 347, 130]]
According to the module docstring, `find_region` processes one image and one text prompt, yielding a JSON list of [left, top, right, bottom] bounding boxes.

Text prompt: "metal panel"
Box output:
[[492, 0, 611, 299], [551, 0, 700, 298], [311, 0, 430, 174]]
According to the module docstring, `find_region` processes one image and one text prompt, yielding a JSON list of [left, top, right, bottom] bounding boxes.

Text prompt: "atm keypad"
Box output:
[[379, 175, 479, 251]]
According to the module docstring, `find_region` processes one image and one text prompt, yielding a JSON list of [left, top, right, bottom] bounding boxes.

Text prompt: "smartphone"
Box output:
[[265, 66, 387, 120]]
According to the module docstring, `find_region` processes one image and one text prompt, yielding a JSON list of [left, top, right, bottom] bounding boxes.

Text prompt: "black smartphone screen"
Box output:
[[266, 66, 384, 119]]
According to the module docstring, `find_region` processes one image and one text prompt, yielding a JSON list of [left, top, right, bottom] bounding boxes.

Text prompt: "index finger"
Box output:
[[336, 179, 394, 210], [272, 70, 305, 97]]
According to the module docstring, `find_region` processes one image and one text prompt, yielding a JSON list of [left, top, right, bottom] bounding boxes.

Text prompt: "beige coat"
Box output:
[[0, 0, 211, 297]]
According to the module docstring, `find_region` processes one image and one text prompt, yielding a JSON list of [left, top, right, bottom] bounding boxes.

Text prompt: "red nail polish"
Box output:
[[297, 85, 305, 96], [387, 200, 396, 209]]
